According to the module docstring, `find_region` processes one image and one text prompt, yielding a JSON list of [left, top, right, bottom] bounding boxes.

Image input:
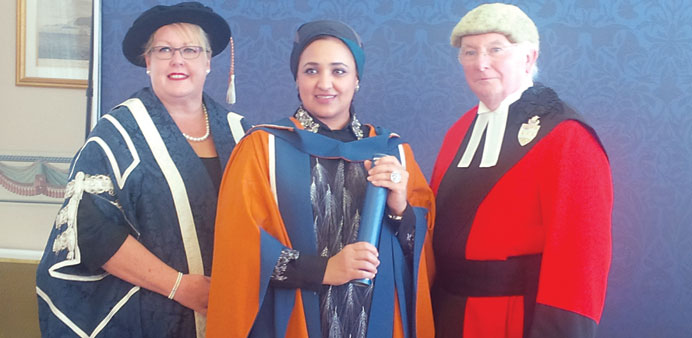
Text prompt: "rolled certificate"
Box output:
[[352, 155, 388, 286]]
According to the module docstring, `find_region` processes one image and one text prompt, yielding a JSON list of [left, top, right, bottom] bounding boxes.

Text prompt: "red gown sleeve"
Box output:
[[531, 120, 613, 336]]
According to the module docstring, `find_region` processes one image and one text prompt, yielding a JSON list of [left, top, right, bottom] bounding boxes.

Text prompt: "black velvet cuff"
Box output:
[[387, 204, 416, 258], [76, 193, 130, 272], [529, 303, 597, 338], [269, 252, 329, 291]]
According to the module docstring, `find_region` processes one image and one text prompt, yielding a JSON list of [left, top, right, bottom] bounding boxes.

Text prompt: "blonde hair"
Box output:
[[142, 23, 212, 58]]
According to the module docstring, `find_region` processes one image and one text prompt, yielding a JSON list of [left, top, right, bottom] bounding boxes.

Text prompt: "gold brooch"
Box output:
[[518, 115, 540, 146]]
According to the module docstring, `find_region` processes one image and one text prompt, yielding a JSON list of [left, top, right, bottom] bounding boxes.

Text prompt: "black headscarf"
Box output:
[[289, 20, 365, 79]]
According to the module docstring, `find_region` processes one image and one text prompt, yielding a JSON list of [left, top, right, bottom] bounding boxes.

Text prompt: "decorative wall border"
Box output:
[[0, 155, 71, 204]]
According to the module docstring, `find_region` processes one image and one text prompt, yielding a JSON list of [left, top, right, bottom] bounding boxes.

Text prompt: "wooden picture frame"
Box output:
[[15, 0, 91, 89]]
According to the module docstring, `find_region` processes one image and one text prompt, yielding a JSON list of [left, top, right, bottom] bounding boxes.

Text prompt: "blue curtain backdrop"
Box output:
[[99, 1, 692, 336]]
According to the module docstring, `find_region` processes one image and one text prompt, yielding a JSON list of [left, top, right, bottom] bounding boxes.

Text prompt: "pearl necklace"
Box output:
[[182, 103, 210, 142]]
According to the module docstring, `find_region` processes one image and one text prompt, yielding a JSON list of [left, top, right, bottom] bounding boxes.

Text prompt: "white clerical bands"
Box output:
[[390, 171, 402, 184], [168, 271, 183, 300]]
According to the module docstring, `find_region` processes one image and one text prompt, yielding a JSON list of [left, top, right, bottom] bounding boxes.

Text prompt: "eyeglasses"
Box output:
[[459, 44, 517, 63], [148, 46, 207, 60]]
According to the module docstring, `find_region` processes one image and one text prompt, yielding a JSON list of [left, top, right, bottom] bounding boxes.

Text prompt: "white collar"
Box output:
[[458, 81, 533, 168], [476, 80, 534, 116]]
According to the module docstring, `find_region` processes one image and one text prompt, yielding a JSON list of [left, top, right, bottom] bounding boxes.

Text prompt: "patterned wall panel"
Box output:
[[100, 1, 692, 336]]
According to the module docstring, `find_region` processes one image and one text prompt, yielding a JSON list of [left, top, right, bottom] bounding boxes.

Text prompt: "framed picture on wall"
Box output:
[[15, 0, 91, 89]]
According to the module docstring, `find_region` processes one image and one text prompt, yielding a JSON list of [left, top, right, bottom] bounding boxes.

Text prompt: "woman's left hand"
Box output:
[[365, 155, 408, 216]]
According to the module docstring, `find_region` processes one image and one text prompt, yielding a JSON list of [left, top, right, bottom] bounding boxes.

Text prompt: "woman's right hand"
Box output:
[[323, 242, 380, 285], [173, 274, 211, 315]]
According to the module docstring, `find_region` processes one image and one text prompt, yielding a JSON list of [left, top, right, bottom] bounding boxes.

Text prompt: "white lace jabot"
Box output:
[[457, 82, 533, 168]]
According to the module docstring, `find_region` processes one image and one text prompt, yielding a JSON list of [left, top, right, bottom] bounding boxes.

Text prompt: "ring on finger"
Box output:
[[390, 171, 402, 184]]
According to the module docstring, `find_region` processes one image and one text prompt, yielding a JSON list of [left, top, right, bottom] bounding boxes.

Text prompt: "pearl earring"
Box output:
[[355, 83, 360, 92], [146, 70, 150, 75], [206, 69, 210, 74]]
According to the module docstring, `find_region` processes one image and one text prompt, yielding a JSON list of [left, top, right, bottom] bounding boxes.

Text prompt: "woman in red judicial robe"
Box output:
[[430, 3, 613, 338]]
